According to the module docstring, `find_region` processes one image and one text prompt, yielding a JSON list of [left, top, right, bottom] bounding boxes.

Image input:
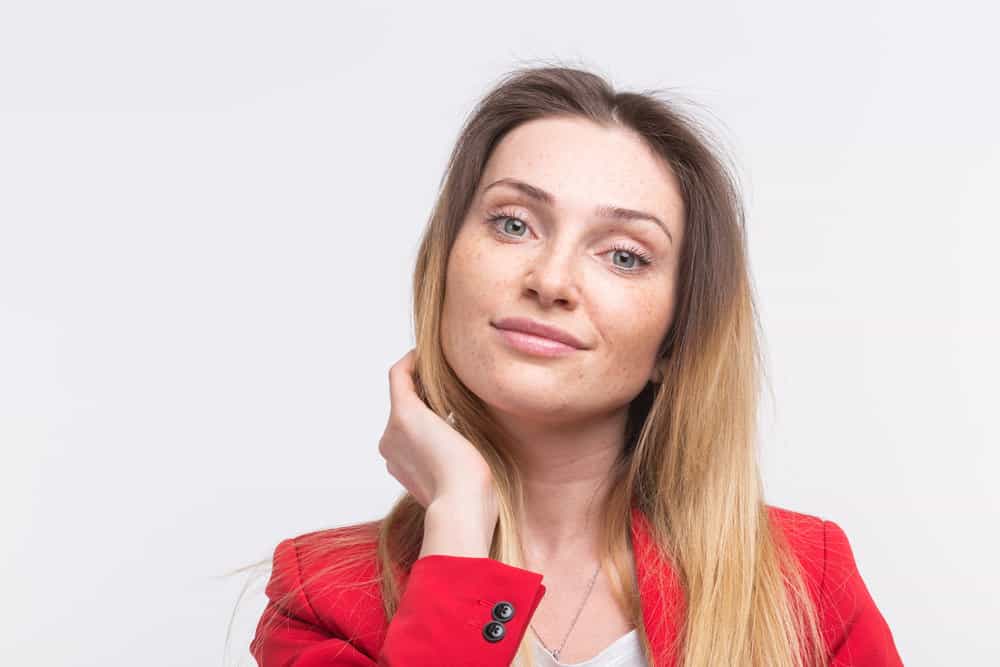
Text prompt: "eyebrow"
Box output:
[[481, 177, 674, 244]]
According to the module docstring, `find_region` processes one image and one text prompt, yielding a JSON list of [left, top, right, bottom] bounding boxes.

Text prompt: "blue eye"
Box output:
[[608, 243, 654, 270], [486, 210, 529, 237], [484, 208, 655, 274]]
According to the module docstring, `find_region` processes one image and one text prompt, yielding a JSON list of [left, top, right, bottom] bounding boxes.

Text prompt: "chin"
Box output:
[[478, 380, 577, 416]]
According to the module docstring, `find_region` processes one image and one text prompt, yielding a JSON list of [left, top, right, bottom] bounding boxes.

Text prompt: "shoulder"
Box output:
[[764, 504, 861, 594], [764, 504, 870, 598], [282, 520, 382, 573], [766, 504, 827, 562], [264, 520, 389, 645], [765, 504, 901, 662]]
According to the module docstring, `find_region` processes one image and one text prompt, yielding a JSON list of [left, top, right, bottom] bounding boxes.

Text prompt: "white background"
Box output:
[[2, 2, 996, 665]]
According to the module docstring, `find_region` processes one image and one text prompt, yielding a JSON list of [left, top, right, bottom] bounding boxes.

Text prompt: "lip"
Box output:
[[494, 327, 578, 358], [491, 317, 588, 350]]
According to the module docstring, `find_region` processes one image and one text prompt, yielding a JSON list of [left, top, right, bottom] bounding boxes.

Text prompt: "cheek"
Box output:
[[446, 230, 512, 307], [445, 237, 485, 308], [441, 235, 496, 357], [599, 284, 674, 361]]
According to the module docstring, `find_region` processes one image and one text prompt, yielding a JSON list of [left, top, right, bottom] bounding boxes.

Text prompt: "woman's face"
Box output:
[[441, 116, 685, 425]]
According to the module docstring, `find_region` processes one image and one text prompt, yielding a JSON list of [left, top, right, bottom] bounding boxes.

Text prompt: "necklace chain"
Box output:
[[529, 562, 602, 661]]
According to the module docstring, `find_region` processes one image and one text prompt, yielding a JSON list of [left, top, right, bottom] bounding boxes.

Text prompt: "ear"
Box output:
[[649, 357, 667, 384]]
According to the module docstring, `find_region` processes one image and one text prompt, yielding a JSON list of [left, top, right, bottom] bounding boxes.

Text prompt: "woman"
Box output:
[[248, 65, 903, 666]]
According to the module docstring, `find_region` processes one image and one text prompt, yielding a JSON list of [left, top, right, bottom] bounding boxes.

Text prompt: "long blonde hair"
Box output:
[[233, 62, 828, 667]]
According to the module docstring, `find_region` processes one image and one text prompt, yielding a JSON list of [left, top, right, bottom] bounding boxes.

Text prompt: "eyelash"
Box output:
[[484, 208, 655, 273]]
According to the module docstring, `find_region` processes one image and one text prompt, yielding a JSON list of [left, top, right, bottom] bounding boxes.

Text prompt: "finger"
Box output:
[[388, 348, 418, 408]]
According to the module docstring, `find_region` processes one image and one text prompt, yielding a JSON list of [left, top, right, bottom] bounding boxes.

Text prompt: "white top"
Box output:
[[513, 628, 648, 667]]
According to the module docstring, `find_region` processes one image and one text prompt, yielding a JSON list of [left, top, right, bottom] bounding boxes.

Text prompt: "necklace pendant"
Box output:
[[551, 649, 560, 660]]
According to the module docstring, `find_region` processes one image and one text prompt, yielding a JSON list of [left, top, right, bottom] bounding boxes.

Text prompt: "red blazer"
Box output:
[[250, 505, 903, 666]]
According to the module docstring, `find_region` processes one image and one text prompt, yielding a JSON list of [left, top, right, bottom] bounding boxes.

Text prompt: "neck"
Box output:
[[488, 406, 628, 568]]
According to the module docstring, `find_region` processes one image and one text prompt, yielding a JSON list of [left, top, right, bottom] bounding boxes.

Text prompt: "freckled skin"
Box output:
[[440, 116, 685, 432]]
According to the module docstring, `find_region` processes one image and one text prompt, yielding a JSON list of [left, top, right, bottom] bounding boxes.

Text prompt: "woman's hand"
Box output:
[[379, 348, 498, 511]]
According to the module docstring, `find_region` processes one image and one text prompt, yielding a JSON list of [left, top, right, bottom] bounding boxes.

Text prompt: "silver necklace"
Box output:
[[530, 562, 602, 661]]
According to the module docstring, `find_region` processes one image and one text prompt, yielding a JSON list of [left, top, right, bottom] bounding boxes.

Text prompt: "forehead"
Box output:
[[477, 116, 684, 228]]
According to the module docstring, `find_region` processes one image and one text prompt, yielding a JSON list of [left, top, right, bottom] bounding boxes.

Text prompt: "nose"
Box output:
[[521, 240, 581, 308]]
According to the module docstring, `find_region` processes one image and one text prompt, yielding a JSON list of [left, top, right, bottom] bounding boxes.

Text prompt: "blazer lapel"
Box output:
[[630, 506, 685, 667]]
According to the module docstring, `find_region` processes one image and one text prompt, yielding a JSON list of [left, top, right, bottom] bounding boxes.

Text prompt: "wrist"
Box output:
[[420, 492, 499, 559]]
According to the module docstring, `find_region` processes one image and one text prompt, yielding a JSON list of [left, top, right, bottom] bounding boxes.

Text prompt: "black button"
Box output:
[[492, 601, 515, 623], [483, 620, 506, 642]]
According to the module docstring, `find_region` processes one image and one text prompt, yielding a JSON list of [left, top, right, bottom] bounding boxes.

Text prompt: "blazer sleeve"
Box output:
[[250, 537, 547, 667], [822, 519, 904, 666]]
